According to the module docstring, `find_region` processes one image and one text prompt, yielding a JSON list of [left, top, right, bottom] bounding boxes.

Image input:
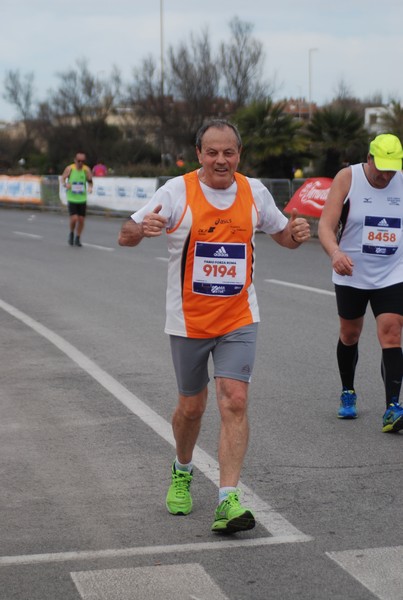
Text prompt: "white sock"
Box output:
[[175, 458, 193, 473], [219, 486, 237, 503]]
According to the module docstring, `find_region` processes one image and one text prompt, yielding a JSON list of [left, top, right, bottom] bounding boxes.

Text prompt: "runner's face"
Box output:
[[196, 127, 241, 189], [75, 154, 86, 169], [366, 155, 397, 188]]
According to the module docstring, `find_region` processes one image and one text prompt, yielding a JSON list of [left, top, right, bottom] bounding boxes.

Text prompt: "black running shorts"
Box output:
[[335, 282, 403, 320], [68, 202, 87, 217]]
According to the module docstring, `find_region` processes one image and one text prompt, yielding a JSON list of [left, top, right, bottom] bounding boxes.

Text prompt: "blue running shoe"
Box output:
[[382, 402, 403, 433], [338, 390, 357, 419]]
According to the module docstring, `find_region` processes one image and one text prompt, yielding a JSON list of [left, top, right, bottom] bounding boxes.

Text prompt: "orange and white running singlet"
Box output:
[[166, 171, 259, 338]]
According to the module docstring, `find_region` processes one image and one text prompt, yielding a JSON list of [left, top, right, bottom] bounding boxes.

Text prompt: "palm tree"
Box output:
[[380, 101, 403, 140], [306, 107, 369, 177], [234, 99, 308, 178]]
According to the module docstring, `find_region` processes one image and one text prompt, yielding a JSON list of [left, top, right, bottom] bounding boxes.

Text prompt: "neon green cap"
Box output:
[[369, 134, 403, 171]]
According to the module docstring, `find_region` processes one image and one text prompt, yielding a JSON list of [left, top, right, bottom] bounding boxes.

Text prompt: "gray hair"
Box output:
[[195, 119, 242, 151]]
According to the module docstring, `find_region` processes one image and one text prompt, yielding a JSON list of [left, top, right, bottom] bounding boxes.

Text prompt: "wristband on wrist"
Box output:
[[331, 248, 340, 259]]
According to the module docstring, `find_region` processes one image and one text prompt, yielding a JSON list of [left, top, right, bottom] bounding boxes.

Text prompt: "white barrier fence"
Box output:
[[1, 175, 308, 215], [59, 177, 158, 212]]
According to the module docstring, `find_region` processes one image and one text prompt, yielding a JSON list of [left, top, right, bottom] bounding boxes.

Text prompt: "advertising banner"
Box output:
[[284, 177, 333, 217], [0, 175, 42, 204], [59, 177, 158, 212]]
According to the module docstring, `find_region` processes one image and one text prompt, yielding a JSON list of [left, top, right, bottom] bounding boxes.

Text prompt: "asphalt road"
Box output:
[[0, 208, 402, 600]]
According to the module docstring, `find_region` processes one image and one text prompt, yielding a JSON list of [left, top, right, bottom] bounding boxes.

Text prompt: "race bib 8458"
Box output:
[[362, 215, 402, 256]]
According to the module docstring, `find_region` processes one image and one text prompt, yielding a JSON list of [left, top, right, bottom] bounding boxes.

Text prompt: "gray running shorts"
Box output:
[[169, 323, 258, 396]]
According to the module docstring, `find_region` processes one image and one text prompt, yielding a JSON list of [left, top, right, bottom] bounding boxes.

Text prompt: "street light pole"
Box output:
[[308, 48, 318, 120], [160, 0, 164, 100], [160, 0, 165, 164]]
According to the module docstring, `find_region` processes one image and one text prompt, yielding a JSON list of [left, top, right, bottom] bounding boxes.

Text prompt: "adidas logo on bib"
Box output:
[[214, 246, 229, 257]]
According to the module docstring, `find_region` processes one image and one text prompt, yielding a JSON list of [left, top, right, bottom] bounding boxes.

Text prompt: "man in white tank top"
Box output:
[[318, 133, 403, 433]]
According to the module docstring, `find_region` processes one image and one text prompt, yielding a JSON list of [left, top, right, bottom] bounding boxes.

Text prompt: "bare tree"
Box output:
[[363, 91, 384, 106], [130, 28, 222, 161], [125, 55, 168, 162], [168, 28, 221, 138], [332, 78, 354, 103], [219, 17, 270, 109], [328, 78, 366, 116], [128, 55, 162, 118], [44, 59, 122, 160], [49, 59, 121, 125], [126, 19, 272, 160], [3, 69, 36, 138]]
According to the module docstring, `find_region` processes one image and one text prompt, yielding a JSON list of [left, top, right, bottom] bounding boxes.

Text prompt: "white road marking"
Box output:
[[265, 278, 335, 296], [71, 563, 229, 600], [0, 535, 308, 567], [0, 297, 311, 568], [12, 231, 113, 250], [82, 242, 114, 251], [13, 231, 43, 239], [327, 546, 403, 600], [156, 256, 168, 261]]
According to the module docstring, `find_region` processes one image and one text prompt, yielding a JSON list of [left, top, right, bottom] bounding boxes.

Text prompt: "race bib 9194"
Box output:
[[192, 241, 247, 296]]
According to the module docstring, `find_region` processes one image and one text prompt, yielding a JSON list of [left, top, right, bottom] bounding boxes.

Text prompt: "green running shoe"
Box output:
[[382, 402, 403, 433], [165, 463, 193, 515], [211, 490, 255, 533]]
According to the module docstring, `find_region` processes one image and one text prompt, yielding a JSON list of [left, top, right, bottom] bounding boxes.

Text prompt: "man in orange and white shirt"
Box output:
[[119, 119, 311, 533]]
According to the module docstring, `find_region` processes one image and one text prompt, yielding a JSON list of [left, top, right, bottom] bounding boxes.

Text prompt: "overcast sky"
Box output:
[[1, 0, 402, 121]]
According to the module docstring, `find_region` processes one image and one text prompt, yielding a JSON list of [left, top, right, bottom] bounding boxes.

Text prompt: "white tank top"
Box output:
[[333, 163, 403, 289]]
